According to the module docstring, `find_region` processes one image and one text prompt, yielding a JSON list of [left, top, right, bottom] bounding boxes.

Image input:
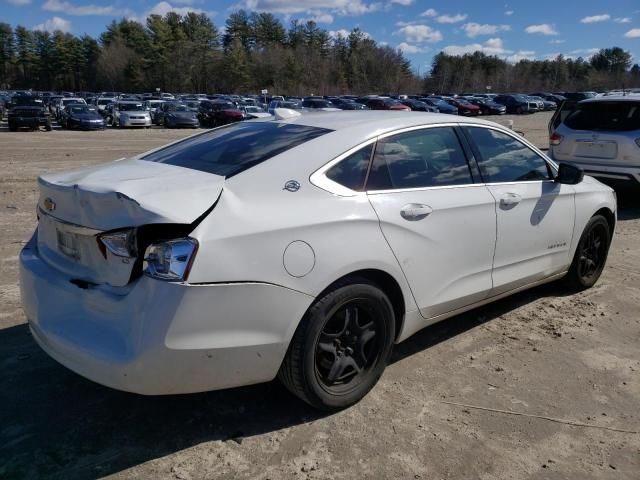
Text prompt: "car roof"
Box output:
[[580, 95, 640, 104], [267, 111, 499, 139]]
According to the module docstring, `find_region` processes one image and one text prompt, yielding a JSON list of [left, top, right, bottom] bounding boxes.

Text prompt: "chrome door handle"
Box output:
[[500, 193, 522, 207], [400, 203, 433, 221]]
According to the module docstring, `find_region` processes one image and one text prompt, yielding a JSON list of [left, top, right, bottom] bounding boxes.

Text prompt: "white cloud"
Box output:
[[396, 42, 427, 54], [549, 39, 565, 44], [624, 28, 640, 38], [389, 0, 413, 5], [147, 1, 212, 17], [302, 12, 334, 24], [570, 48, 600, 55], [462, 22, 511, 38], [329, 29, 371, 39], [420, 8, 437, 17], [33, 16, 71, 33], [443, 37, 509, 56], [506, 50, 536, 62], [505, 10, 513, 16], [580, 14, 610, 24], [43, 0, 118, 16], [242, 0, 382, 16], [436, 13, 467, 24], [397, 24, 442, 43], [614, 17, 631, 23], [7, 0, 31, 5], [525, 24, 558, 35]]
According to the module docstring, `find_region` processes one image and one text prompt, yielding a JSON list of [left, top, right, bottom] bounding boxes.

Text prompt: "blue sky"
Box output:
[[3, 0, 640, 71]]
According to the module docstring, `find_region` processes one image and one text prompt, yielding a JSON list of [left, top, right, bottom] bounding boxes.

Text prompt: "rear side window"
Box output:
[[326, 144, 373, 191], [142, 122, 332, 177], [367, 127, 473, 190], [564, 101, 640, 132], [465, 127, 551, 182]]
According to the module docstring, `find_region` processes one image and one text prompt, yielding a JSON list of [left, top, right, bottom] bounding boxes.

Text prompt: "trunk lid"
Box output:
[[36, 158, 224, 286]]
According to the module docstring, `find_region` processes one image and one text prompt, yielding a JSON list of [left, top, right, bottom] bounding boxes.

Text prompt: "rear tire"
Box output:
[[279, 278, 395, 411], [564, 215, 611, 290]]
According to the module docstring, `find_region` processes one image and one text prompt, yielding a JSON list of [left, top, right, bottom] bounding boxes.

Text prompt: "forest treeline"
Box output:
[[0, 10, 638, 95]]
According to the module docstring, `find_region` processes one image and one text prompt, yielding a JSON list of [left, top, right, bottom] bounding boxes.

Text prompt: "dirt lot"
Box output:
[[1, 113, 639, 480]]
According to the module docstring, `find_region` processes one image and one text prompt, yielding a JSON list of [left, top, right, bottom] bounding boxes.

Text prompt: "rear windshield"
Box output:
[[142, 122, 333, 177], [564, 101, 640, 132]]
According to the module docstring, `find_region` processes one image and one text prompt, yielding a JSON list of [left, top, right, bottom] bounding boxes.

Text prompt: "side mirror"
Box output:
[[555, 162, 584, 185]]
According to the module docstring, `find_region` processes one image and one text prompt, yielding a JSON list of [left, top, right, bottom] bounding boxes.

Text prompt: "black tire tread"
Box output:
[[278, 276, 393, 410], [564, 214, 611, 291]]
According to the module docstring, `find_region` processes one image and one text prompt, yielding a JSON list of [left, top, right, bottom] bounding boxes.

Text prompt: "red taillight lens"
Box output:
[[550, 132, 563, 146]]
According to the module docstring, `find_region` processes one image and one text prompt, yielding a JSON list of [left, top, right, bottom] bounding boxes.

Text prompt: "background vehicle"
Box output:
[[421, 97, 458, 115], [528, 96, 557, 111], [301, 98, 341, 111], [54, 97, 86, 120], [144, 99, 165, 123], [445, 98, 481, 116], [7, 95, 51, 131], [60, 104, 105, 130], [400, 99, 438, 112], [549, 96, 640, 189], [267, 100, 301, 114], [493, 94, 537, 114], [158, 103, 200, 128], [110, 101, 152, 128], [198, 100, 244, 127], [240, 105, 272, 118], [464, 97, 507, 115], [95, 97, 114, 116], [364, 97, 411, 111]]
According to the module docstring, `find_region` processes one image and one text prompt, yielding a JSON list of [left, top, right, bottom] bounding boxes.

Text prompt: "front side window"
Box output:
[[367, 127, 473, 190], [465, 127, 551, 183], [325, 144, 373, 191], [143, 122, 332, 177]]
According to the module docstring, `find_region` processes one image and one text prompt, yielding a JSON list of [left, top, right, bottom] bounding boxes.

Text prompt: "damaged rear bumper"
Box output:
[[20, 234, 313, 395]]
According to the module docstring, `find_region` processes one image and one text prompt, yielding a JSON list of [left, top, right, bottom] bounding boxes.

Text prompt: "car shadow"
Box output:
[[0, 280, 573, 480], [617, 193, 640, 221]]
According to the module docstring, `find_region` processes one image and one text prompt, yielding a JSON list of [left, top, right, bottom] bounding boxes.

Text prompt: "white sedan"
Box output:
[[20, 111, 616, 410]]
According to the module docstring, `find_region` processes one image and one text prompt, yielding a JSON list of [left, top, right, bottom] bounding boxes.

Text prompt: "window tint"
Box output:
[[367, 127, 473, 190], [465, 127, 551, 182], [142, 122, 332, 177], [326, 144, 373, 191], [564, 101, 640, 132]]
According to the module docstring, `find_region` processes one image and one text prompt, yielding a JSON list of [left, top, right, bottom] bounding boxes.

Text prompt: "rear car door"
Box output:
[[366, 126, 497, 319], [463, 126, 576, 295]]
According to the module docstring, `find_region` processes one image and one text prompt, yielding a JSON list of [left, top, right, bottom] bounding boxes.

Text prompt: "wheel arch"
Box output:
[[594, 207, 616, 238]]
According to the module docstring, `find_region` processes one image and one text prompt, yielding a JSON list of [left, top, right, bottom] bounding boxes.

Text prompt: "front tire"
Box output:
[[279, 278, 395, 410], [565, 215, 611, 290]]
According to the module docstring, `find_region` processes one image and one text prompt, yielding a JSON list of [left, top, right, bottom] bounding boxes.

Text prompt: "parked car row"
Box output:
[[0, 89, 624, 134]]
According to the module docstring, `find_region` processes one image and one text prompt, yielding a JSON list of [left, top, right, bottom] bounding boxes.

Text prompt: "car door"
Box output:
[[463, 126, 576, 295], [366, 126, 497, 319]]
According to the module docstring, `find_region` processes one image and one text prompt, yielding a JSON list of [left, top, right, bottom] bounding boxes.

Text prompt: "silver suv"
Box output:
[[549, 96, 640, 188]]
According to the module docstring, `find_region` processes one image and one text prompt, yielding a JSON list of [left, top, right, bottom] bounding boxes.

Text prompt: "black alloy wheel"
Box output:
[[577, 222, 609, 282], [279, 279, 395, 410], [315, 301, 381, 393], [565, 215, 611, 290]]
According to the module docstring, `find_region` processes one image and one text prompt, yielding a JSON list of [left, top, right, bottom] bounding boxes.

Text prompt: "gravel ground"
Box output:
[[0, 112, 639, 480]]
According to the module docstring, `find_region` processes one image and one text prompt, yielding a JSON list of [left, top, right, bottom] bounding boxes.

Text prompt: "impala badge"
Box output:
[[44, 197, 56, 212]]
